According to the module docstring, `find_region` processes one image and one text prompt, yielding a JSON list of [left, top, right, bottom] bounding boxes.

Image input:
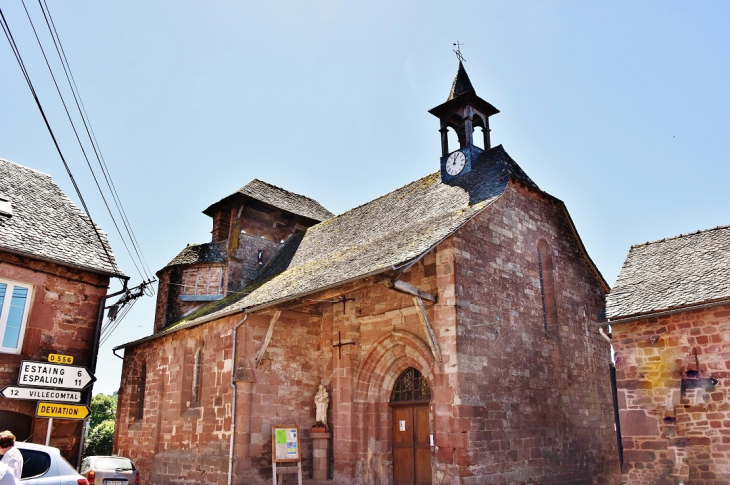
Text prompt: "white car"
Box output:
[[15, 442, 88, 485], [79, 456, 138, 485]]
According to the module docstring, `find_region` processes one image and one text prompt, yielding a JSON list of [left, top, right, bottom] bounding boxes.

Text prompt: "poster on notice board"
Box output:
[[272, 425, 300, 462]]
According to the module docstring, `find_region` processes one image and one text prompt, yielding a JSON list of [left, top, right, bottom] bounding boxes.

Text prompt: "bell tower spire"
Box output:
[[429, 55, 500, 181]]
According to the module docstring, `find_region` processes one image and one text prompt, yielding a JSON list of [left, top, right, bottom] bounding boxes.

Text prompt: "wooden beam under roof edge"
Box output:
[[390, 279, 438, 303]]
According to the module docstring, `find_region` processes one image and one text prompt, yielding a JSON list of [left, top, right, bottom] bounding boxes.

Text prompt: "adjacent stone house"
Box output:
[[0, 159, 125, 463], [605, 225, 730, 484], [114, 63, 621, 484]]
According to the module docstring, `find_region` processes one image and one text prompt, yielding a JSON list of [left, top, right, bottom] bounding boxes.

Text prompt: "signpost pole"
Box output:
[[45, 418, 52, 446]]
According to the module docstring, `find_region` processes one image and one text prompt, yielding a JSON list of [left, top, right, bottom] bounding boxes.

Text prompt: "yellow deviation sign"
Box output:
[[36, 402, 90, 420]]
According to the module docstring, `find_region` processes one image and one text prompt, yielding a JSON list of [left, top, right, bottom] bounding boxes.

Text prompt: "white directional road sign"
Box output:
[[1, 386, 81, 403], [17, 361, 95, 390]]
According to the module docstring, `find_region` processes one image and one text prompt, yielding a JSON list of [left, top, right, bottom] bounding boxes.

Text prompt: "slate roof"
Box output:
[[0, 158, 123, 276], [162, 145, 537, 329], [162, 242, 227, 271], [448, 61, 476, 100], [429, 63, 500, 120], [605, 225, 730, 321], [203, 179, 334, 222]]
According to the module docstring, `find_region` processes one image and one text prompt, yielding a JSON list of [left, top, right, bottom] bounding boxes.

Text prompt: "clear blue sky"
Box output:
[[1, 1, 729, 394]]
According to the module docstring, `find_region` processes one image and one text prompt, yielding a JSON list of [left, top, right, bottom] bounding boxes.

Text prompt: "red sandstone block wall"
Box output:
[[327, 255, 445, 483], [613, 303, 730, 484], [116, 309, 325, 485], [0, 251, 109, 464], [451, 183, 621, 483]]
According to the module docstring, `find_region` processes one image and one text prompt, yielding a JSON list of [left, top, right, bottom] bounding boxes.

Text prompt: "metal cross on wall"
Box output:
[[453, 41, 466, 63], [339, 295, 355, 313], [332, 331, 355, 360]]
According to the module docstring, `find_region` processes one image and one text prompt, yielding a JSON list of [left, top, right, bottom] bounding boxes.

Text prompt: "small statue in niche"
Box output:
[[314, 384, 329, 426]]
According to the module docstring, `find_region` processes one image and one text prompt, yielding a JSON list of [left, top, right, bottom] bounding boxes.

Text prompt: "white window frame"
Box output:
[[0, 278, 32, 354]]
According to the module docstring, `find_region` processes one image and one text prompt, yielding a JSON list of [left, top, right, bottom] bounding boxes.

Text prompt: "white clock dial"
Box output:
[[445, 151, 466, 176]]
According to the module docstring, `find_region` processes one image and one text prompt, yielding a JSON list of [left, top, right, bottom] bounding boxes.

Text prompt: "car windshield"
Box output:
[[95, 457, 134, 471]]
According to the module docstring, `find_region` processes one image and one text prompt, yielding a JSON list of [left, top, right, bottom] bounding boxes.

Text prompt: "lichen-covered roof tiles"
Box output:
[[162, 242, 227, 271], [174, 145, 535, 327], [605, 225, 730, 320], [204, 179, 334, 222], [0, 158, 123, 276]]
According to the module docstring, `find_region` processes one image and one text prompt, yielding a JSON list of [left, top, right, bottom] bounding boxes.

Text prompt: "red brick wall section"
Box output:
[[330, 252, 452, 484], [153, 269, 170, 332], [115, 309, 325, 485], [228, 233, 280, 291], [451, 182, 621, 484], [0, 251, 110, 464], [154, 266, 204, 331], [116, 257, 444, 485], [212, 209, 231, 243], [613, 303, 730, 484]]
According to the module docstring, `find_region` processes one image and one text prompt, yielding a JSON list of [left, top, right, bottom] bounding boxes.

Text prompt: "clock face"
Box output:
[[445, 151, 466, 176]]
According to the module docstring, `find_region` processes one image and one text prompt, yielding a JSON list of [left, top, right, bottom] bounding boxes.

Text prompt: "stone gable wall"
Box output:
[[0, 250, 109, 464], [612, 303, 730, 484], [451, 182, 621, 484]]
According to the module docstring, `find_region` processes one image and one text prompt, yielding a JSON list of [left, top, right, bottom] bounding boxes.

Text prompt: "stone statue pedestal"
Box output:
[[311, 432, 331, 480]]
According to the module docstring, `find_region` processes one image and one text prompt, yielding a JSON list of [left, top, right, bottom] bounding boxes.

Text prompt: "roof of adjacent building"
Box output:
[[203, 178, 334, 222], [162, 242, 227, 271], [0, 158, 123, 277], [605, 225, 730, 321], [157, 145, 538, 330]]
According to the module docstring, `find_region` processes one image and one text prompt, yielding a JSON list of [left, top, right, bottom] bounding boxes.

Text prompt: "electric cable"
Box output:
[[99, 298, 137, 347], [38, 0, 155, 282], [20, 0, 145, 279], [0, 7, 119, 274]]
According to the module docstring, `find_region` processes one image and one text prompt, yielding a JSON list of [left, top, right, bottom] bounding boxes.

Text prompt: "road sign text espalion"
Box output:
[[1, 387, 80, 403], [36, 402, 89, 420], [18, 361, 95, 390]]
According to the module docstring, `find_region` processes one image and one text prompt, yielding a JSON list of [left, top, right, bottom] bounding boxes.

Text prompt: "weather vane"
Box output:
[[453, 41, 465, 63]]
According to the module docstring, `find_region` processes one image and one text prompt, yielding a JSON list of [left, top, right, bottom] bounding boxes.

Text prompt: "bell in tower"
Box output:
[[429, 60, 500, 181]]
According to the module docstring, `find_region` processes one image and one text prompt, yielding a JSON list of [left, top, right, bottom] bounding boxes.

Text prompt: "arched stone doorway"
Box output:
[[352, 330, 436, 484], [390, 367, 432, 485]]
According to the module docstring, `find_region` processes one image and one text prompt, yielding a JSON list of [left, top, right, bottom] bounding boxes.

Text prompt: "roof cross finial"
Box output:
[[453, 41, 466, 63]]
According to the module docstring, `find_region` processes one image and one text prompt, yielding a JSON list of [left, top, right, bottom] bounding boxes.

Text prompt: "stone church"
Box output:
[[114, 63, 621, 484]]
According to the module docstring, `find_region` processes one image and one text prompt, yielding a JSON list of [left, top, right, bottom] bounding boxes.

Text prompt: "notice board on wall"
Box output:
[[271, 425, 300, 462]]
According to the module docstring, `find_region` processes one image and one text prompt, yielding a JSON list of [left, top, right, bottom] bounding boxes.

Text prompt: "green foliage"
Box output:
[[89, 393, 117, 429], [84, 419, 115, 457], [84, 393, 118, 457]]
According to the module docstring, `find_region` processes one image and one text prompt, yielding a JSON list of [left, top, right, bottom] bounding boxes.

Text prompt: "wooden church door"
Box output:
[[391, 368, 432, 485]]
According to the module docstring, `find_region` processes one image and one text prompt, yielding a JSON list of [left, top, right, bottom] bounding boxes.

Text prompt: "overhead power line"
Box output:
[[0, 6, 119, 274], [99, 280, 154, 347], [37, 0, 155, 282], [19, 0, 152, 283]]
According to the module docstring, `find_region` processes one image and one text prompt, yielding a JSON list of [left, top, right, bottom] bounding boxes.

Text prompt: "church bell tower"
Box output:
[[429, 61, 500, 182]]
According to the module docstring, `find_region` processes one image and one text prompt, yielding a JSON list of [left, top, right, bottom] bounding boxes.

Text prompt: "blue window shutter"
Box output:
[[2, 286, 28, 349]]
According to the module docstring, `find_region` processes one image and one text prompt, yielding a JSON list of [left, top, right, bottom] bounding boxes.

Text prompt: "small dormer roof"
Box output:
[[203, 179, 334, 222]]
